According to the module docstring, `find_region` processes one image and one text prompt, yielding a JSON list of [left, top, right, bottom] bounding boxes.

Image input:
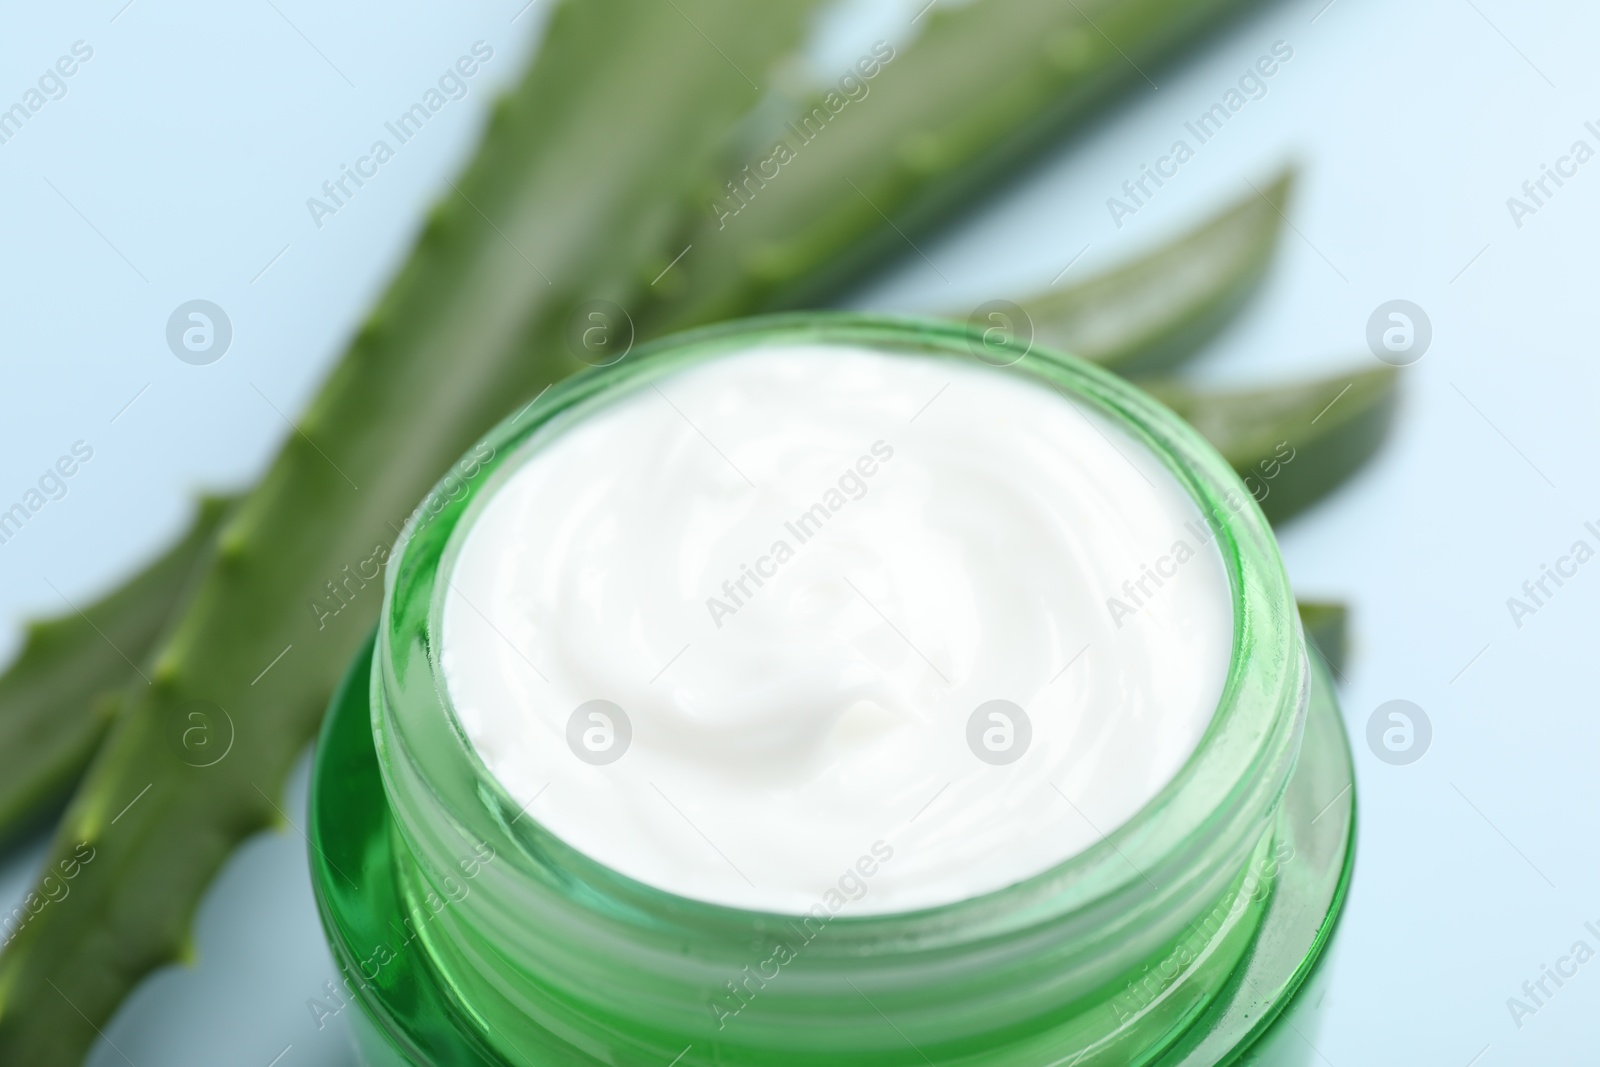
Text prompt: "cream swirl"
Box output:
[[440, 342, 1232, 913]]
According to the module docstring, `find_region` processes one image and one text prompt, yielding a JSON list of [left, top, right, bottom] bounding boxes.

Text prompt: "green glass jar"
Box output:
[[309, 313, 1355, 1066]]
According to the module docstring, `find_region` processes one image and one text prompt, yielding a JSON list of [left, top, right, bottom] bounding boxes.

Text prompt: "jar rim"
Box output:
[[375, 311, 1307, 940]]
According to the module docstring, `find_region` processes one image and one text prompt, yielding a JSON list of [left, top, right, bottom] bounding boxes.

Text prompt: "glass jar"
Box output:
[[309, 313, 1355, 1066]]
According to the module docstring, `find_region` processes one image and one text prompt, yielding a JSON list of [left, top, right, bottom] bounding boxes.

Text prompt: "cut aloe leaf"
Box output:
[[0, 2, 818, 1060], [1296, 600, 1349, 678], [0, 495, 234, 846], [1150, 365, 1400, 525], [0, 0, 1274, 837], [1011, 169, 1293, 376], [0, 0, 1283, 876]]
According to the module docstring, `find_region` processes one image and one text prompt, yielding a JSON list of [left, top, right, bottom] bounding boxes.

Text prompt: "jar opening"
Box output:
[[432, 338, 1238, 915]]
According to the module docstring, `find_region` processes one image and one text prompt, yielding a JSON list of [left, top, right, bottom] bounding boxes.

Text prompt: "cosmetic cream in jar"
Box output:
[[309, 314, 1355, 1066]]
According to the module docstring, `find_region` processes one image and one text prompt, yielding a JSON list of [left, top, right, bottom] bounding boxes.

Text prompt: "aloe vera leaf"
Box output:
[[0, 495, 234, 846], [1008, 169, 1293, 377], [1296, 600, 1349, 678], [1149, 364, 1400, 526], [0, 0, 1282, 823], [642, 0, 1271, 329], [0, 2, 817, 1060], [0, 7, 1287, 830]]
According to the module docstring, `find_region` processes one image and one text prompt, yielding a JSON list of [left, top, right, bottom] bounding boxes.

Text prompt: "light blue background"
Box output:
[[2, 0, 1594, 1063]]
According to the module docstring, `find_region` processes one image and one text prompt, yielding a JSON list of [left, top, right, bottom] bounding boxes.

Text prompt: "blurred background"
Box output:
[[1, 0, 1595, 1063]]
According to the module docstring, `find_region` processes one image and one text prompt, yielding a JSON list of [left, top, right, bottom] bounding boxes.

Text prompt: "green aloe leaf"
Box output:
[[1150, 364, 1401, 525], [0, 1, 817, 1060], [1296, 599, 1349, 678], [1010, 169, 1293, 376], [642, 0, 1271, 329], [0, 495, 234, 845], [0, 0, 1285, 862]]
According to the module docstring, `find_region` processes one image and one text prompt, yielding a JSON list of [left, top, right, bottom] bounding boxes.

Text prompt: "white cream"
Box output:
[[440, 342, 1232, 914]]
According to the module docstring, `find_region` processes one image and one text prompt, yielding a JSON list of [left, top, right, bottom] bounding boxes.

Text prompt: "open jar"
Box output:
[[309, 313, 1354, 1066]]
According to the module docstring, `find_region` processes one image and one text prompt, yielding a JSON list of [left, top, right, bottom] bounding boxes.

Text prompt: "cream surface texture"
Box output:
[[440, 342, 1232, 914]]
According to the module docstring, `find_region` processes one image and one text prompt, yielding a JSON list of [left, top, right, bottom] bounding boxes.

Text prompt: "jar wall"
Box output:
[[306, 314, 1339, 1066]]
